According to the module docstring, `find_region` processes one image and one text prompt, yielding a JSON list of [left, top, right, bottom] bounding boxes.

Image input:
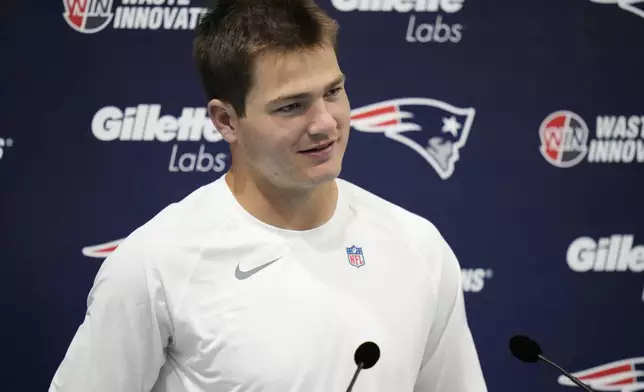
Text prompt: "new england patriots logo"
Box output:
[[589, 0, 644, 19], [557, 357, 644, 392], [349, 98, 475, 180]]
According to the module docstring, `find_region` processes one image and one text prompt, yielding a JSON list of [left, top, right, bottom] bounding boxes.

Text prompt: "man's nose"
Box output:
[[307, 100, 338, 136]]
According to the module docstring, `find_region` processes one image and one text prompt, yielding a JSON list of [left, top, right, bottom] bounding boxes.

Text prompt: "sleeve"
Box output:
[[414, 234, 488, 392], [49, 237, 172, 392]]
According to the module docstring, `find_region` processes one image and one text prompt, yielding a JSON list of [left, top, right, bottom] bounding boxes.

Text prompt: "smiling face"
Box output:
[[218, 45, 351, 191]]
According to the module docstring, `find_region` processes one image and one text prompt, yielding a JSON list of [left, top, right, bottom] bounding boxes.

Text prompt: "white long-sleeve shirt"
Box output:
[[49, 175, 487, 392]]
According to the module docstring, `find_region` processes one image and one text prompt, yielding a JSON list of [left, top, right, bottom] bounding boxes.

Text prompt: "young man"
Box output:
[[49, 0, 488, 391]]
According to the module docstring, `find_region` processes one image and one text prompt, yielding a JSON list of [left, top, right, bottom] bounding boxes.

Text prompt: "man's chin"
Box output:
[[297, 165, 342, 188], [313, 171, 342, 187]]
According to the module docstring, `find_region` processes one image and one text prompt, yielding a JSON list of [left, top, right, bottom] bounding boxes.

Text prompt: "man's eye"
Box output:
[[277, 102, 302, 113], [327, 87, 342, 96]]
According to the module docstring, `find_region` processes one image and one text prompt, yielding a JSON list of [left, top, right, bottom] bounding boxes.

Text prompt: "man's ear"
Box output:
[[208, 99, 238, 143]]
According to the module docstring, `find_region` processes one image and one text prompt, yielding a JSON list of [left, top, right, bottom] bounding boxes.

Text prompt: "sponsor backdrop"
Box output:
[[2, 0, 643, 391]]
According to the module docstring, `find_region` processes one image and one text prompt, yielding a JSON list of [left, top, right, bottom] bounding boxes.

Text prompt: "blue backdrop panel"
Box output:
[[2, 0, 643, 391]]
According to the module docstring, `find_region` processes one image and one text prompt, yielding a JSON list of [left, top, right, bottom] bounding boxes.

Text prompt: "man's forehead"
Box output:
[[251, 47, 342, 100]]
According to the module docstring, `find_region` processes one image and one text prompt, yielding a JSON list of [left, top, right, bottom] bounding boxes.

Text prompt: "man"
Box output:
[[49, 0, 488, 391]]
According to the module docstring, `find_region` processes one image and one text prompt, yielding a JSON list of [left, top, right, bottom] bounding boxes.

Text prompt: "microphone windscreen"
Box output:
[[509, 335, 542, 363], [354, 342, 380, 369]]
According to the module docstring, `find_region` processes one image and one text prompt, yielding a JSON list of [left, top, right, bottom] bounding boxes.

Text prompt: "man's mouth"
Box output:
[[299, 141, 335, 154]]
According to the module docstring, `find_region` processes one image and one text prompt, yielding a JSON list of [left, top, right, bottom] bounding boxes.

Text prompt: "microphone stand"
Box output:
[[346, 362, 364, 392]]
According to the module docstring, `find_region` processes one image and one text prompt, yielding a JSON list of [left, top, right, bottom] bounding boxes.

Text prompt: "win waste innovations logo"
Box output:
[[62, 0, 208, 34], [539, 111, 644, 168]]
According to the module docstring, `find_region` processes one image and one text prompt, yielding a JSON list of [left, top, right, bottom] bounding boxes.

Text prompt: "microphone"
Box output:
[[346, 341, 380, 392], [509, 335, 595, 392]]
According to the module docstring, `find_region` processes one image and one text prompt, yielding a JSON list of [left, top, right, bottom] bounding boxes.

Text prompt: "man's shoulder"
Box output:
[[111, 177, 229, 262], [337, 178, 453, 276], [337, 177, 441, 240]]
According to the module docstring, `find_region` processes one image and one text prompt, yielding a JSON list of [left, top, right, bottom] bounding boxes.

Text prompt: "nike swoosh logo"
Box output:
[[235, 257, 283, 280]]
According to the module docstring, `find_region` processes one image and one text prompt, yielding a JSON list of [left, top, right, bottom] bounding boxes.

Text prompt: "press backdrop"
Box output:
[[2, 0, 644, 391]]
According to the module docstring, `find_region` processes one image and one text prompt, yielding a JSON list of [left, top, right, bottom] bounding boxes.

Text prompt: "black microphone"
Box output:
[[346, 341, 380, 392], [509, 335, 595, 392]]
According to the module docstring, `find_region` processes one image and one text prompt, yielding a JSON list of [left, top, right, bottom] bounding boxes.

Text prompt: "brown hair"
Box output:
[[193, 0, 340, 117]]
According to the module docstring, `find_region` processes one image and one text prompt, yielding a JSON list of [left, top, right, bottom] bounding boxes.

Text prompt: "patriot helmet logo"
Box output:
[[346, 245, 366, 268], [589, 0, 644, 19], [62, 0, 114, 34], [538, 110, 589, 168], [558, 357, 644, 391], [349, 98, 475, 180]]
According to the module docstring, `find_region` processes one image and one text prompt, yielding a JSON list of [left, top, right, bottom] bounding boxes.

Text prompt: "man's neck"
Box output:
[[224, 169, 338, 231]]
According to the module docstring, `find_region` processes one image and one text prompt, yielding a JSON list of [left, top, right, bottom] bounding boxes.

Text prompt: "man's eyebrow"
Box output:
[[267, 74, 346, 105]]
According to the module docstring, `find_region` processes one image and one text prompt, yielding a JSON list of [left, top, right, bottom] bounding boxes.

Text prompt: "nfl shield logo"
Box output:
[[346, 245, 365, 268]]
